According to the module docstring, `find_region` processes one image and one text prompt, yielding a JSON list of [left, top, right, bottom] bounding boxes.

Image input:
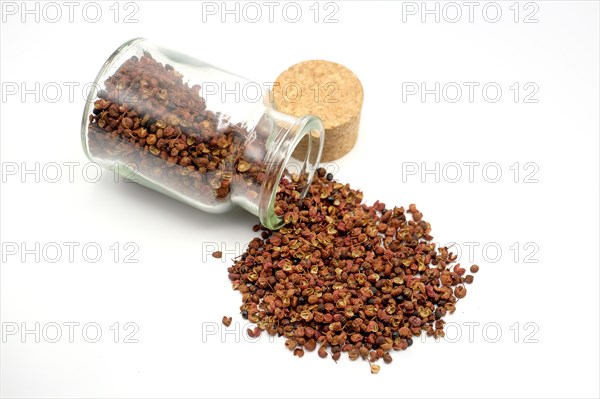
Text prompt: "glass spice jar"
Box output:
[[81, 38, 324, 229]]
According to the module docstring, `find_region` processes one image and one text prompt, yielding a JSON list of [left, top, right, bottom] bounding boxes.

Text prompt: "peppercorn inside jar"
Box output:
[[82, 38, 324, 229]]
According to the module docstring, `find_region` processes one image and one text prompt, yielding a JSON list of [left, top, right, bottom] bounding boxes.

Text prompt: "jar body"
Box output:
[[82, 38, 323, 229]]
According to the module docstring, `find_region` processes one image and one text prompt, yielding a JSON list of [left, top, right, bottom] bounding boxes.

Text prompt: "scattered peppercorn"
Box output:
[[226, 169, 477, 369], [247, 326, 261, 338], [212, 251, 223, 259], [222, 316, 232, 327], [454, 285, 467, 298], [470, 264, 479, 273], [318, 347, 328, 358], [293, 348, 305, 358]]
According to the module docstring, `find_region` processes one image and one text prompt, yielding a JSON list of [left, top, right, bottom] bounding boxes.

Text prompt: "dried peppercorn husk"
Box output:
[[227, 168, 477, 367], [88, 53, 269, 207]]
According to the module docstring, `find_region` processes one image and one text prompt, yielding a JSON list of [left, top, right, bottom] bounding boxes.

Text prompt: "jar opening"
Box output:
[[259, 116, 324, 230]]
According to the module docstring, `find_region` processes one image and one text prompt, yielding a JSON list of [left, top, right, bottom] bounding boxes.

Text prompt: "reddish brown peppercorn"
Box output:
[[455, 286, 467, 298], [318, 347, 328, 358], [222, 169, 477, 370]]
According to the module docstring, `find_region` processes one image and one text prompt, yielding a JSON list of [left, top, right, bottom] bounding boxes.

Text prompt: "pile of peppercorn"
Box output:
[[225, 168, 477, 370]]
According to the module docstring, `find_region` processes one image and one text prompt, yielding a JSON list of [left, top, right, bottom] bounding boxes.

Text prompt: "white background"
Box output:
[[1, 1, 599, 398]]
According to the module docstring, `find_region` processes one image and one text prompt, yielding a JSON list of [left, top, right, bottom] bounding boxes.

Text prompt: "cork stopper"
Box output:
[[272, 60, 363, 162]]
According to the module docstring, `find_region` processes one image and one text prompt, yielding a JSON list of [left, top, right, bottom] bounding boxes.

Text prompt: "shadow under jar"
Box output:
[[81, 38, 324, 229]]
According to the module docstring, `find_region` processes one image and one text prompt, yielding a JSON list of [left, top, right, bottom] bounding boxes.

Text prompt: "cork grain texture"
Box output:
[[272, 60, 363, 162]]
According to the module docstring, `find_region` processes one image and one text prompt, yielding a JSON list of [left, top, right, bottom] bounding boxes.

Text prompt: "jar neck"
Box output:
[[234, 109, 324, 230]]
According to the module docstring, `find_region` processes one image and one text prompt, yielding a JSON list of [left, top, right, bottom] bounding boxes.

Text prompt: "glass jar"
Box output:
[[81, 38, 324, 229]]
